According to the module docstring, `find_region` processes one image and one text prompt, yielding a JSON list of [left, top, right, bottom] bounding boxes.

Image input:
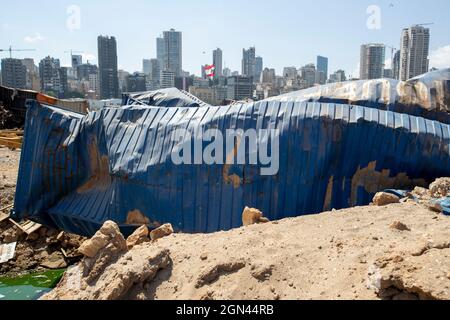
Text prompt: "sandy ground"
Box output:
[[44, 201, 450, 300]]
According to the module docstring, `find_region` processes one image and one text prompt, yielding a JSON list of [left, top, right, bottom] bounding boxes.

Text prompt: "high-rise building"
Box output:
[[261, 68, 276, 85], [360, 44, 385, 80], [39, 56, 61, 92], [143, 59, 152, 75], [118, 70, 130, 94], [300, 63, 317, 87], [213, 48, 223, 79], [77, 63, 98, 81], [98, 35, 119, 99], [21, 58, 40, 91], [227, 76, 253, 101], [399, 25, 430, 81], [283, 67, 298, 79], [316, 56, 328, 84], [156, 37, 165, 71], [127, 73, 147, 93], [242, 47, 256, 79], [149, 58, 161, 84], [160, 70, 175, 89], [162, 29, 182, 77], [88, 73, 100, 97], [54, 67, 68, 98], [39, 58, 67, 98], [1, 58, 27, 89], [393, 50, 401, 80], [329, 70, 347, 83], [255, 56, 263, 82], [71, 55, 82, 69]]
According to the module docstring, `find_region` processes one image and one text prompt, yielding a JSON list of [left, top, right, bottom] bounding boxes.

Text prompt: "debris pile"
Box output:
[[42, 193, 449, 300], [0, 147, 86, 276]]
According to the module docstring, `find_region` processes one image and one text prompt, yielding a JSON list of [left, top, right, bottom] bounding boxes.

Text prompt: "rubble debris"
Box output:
[[150, 224, 174, 241], [40, 252, 67, 269], [77, 221, 127, 258], [390, 221, 411, 231], [372, 192, 400, 206], [411, 187, 431, 200], [429, 178, 450, 198], [39, 200, 450, 301], [41, 222, 171, 300], [8, 218, 42, 235], [126, 225, 149, 249], [0, 242, 17, 264], [242, 207, 270, 226]]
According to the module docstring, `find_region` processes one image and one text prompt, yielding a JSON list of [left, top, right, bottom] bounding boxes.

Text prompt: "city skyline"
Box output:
[[1, 0, 450, 77]]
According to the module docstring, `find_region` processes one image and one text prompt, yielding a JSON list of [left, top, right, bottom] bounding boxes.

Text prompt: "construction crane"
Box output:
[[0, 46, 36, 59], [415, 23, 434, 27]]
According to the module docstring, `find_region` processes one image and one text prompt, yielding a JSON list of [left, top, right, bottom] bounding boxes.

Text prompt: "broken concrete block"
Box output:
[[150, 223, 174, 241], [429, 178, 450, 198], [242, 207, 270, 226], [373, 192, 400, 206], [78, 221, 127, 258], [126, 225, 149, 249], [40, 251, 67, 269]]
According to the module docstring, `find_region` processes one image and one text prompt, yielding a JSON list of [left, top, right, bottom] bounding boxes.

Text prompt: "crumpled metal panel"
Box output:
[[266, 69, 450, 124], [12, 92, 450, 236], [122, 88, 210, 109]]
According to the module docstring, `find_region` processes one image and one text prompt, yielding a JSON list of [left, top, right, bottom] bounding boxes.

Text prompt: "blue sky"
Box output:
[[1, 0, 449, 77]]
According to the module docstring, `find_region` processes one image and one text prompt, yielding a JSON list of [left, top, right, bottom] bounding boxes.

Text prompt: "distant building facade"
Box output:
[[160, 70, 175, 89], [1, 58, 27, 89], [126, 72, 147, 93], [242, 47, 256, 80], [98, 35, 119, 99], [213, 48, 223, 79], [227, 76, 253, 101], [316, 56, 328, 84], [162, 29, 182, 77], [255, 56, 263, 82], [399, 25, 430, 80], [360, 43, 385, 80]]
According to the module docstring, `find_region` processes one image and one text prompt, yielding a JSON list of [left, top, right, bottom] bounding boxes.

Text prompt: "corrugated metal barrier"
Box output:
[[11, 70, 450, 236]]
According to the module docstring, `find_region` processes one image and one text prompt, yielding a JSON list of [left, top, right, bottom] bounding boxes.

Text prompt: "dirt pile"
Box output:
[[43, 190, 449, 300]]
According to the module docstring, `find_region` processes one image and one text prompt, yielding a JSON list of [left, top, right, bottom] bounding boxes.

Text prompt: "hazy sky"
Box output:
[[1, 0, 449, 77]]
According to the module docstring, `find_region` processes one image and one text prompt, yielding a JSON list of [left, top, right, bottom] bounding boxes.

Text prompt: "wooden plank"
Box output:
[[0, 137, 22, 149], [0, 212, 10, 223], [8, 219, 42, 235], [0, 204, 13, 212]]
